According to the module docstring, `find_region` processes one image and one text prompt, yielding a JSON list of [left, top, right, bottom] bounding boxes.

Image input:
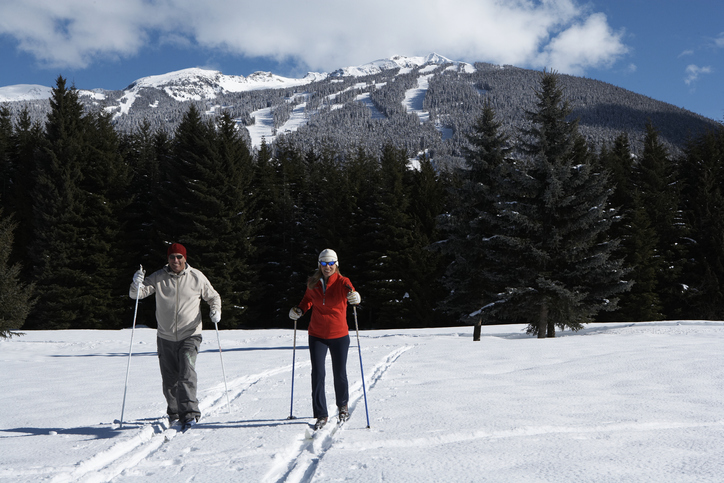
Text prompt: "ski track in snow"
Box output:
[[49, 364, 298, 483], [45, 345, 412, 483], [261, 345, 413, 483]]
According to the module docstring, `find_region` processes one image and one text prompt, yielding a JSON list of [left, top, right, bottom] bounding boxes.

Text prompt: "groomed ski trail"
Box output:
[[49, 363, 301, 483], [262, 345, 413, 483]]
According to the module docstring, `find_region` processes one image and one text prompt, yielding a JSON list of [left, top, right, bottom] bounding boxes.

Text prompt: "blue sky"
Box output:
[[0, 0, 722, 121]]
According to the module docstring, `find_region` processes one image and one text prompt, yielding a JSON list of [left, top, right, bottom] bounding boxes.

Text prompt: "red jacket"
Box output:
[[298, 271, 355, 339]]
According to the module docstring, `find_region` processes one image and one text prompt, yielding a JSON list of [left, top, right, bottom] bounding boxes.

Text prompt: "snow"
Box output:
[[2, 321, 723, 482], [247, 94, 313, 150], [0, 84, 52, 102], [354, 93, 386, 120], [127, 68, 320, 101], [403, 74, 432, 123]]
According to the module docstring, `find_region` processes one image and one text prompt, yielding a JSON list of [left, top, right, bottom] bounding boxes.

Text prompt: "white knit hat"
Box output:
[[318, 249, 338, 263]]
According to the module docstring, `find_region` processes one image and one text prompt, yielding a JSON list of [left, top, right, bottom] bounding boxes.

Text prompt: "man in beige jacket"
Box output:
[[129, 243, 221, 430]]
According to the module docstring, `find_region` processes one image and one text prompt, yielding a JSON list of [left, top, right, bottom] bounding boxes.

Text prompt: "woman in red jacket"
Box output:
[[289, 249, 361, 430]]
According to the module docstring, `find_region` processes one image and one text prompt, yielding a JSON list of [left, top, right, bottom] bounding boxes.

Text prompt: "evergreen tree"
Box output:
[[82, 110, 133, 327], [120, 120, 162, 267], [344, 147, 383, 328], [0, 106, 11, 212], [406, 153, 449, 326], [600, 133, 635, 216], [680, 127, 724, 319], [597, 133, 661, 321], [155, 105, 211, 246], [188, 112, 258, 328], [245, 137, 280, 327], [26, 77, 89, 329], [616, 191, 663, 320], [119, 121, 167, 326], [479, 71, 629, 337], [247, 139, 311, 327], [438, 102, 511, 324], [366, 144, 418, 328], [632, 122, 689, 318], [8, 109, 43, 277], [0, 210, 34, 338], [27, 77, 130, 329]]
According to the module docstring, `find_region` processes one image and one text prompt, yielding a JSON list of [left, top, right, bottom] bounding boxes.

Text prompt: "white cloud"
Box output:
[[537, 13, 628, 74], [715, 33, 724, 49], [684, 64, 712, 86], [0, 0, 629, 75]]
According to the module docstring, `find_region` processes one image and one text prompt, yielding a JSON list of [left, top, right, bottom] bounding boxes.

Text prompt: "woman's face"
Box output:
[[319, 260, 337, 278]]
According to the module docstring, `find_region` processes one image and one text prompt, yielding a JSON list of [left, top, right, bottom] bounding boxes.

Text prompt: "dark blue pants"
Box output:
[[308, 334, 350, 418]]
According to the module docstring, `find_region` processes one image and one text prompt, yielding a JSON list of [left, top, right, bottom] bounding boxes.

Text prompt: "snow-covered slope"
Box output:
[[1, 322, 723, 482], [0, 84, 52, 102], [123, 67, 325, 102], [330, 53, 474, 76]]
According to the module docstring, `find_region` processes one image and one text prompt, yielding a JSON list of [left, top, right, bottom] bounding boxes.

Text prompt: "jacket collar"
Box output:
[[319, 271, 340, 291], [164, 263, 189, 276]]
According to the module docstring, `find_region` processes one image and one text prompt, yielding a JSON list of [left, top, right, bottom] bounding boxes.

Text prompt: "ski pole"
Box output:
[[352, 305, 371, 428], [214, 321, 231, 413], [287, 318, 298, 420], [119, 264, 142, 428]]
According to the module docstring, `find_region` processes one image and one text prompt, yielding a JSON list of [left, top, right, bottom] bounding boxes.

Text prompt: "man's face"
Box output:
[[168, 253, 186, 273]]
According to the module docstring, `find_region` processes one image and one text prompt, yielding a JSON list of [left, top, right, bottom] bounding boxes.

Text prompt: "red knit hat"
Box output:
[[167, 243, 187, 259]]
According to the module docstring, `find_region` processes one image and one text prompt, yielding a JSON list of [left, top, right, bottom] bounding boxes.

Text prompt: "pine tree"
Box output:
[[120, 120, 162, 266], [632, 122, 689, 318], [155, 105, 211, 246], [187, 112, 258, 328], [245, 137, 280, 327], [438, 102, 511, 325], [7, 109, 42, 278], [0, 106, 12, 212], [26, 77, 88, 329], [0, 210, 34, 338], [679, 127, 724, 319], [366, 144, 418, 328], [344, 147, 383, 328], [406, 153, 449, 326], [480, 71, 629, 337], [27, 77, 131, 329], [616, 191, 663, 320]]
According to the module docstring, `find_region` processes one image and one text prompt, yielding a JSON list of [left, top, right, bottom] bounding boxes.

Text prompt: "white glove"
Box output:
[[210, 310, 221, 324], [289, 307, 303, 320], [132, 268, 145, 289], [347, 291, 361, 305]]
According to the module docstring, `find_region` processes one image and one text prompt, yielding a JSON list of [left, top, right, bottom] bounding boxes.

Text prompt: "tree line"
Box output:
[[1, 72, 724, 338]]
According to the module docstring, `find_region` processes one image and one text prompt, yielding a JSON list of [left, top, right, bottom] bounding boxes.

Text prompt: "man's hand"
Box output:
[[210, 310, 221, 324]]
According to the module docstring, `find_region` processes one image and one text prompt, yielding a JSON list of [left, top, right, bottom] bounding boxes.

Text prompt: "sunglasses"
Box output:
[[169, 254, 184, 260], [319, 260, 337, 267]]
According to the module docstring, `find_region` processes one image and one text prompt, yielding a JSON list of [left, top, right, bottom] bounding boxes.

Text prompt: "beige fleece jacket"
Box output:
[[129, 264, 221, 342]]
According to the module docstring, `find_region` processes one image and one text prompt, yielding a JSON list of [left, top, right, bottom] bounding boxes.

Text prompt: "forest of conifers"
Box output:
[[1, 71, 724, 338]]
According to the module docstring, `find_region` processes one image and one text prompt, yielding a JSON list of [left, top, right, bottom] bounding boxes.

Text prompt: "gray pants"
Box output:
[[157, 335, 202, 422]]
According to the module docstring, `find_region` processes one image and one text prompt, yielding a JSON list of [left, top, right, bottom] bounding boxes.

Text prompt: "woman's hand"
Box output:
[[347, 291, 361, 305]]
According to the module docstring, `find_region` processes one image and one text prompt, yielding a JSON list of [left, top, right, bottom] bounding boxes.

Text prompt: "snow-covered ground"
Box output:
[[2, 321, 723, 482]]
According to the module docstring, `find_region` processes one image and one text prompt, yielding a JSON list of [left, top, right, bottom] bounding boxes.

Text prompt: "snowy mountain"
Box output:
[[0, 84, 52, 102], [0, 54, 466, 103], [1, 53, 718, 162], [123, 67, 326, 102]]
